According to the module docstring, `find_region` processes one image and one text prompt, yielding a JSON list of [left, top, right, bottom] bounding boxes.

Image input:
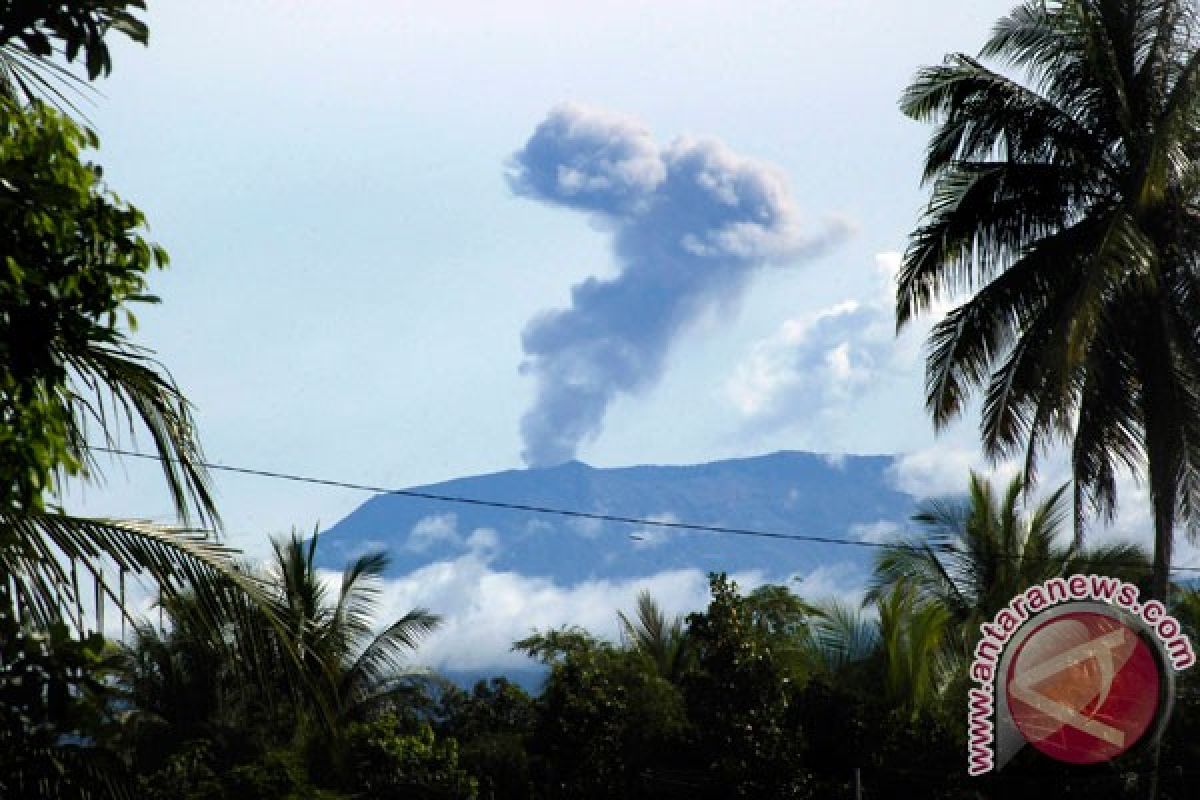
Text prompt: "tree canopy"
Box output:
[[898, 0, 1200, 599]]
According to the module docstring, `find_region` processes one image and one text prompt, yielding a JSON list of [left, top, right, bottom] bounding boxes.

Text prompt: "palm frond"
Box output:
[[65, 342, 219, 529], [341, 609, 441, 716], [1, 512, 270, 635], [618, 590, 689, 680], [0, 42, 95, 116], [806, 601, 880, 673]]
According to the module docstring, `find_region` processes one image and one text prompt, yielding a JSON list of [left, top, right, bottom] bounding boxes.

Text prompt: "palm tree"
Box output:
[[115, 532, 441, 784], [617, 591, 691, 682], [0, 6, 297, 793], [0, 2, 263, 637], [869, 472, 1151, 646], [897, 0, 1200, 600], [251, 531, 441, 725], [804, 586, 953, 716]]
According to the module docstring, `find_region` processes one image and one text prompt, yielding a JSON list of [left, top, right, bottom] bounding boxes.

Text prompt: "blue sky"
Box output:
[[57, 1, 1189, 665], [63, 0, 1014, 533]]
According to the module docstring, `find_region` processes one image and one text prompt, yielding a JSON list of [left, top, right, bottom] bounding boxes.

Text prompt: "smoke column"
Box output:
[[509, 104, 848, 466]]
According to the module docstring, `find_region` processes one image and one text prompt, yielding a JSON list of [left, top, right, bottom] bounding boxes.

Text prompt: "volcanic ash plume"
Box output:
[[509, 104, 849, 466]]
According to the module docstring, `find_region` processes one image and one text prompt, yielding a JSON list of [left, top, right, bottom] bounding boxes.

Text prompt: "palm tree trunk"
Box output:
[[1151, 504, 1173, 602], [1142, 325, 1181, 603], [1072, 481, 1085, 551]]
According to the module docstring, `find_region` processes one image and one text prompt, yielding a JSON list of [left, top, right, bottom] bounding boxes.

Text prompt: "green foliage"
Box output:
[[0, 96, 180, 511], [258, 531, 441, 727], [0, 8, 298, 795], [0, 1, 149, 107], [517, 627, 688, 798], [434, 678, 537, 799], [138, 740, 348, 800], [617, 589, 692, 682], [0, 95, 265, 647], [683, 573, 808, 798], [790, 678, 966, 799], [0, 609, 130, 798], [344, 715, 477, 800], [870, 472, 1151, 652], [0, 23, 250, 664], [898, 0, 1200, 599], [437, 678, 537, 743], [117, 534, 443, 798]]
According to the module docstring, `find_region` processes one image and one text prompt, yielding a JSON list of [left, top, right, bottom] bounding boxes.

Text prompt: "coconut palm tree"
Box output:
[[0, 96, 267, 637], [115, 532, 441, 784], [0, 0, 266, 639], [618, 591, 691, 683], [868, 472, 1151, 646], [252, 531, 441, 724], [803, 586, 953, 716], [897, 0, 1200, 599]]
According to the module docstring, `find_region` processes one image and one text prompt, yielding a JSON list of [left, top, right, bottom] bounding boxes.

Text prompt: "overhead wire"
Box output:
[[87, 445, 1200, 574]]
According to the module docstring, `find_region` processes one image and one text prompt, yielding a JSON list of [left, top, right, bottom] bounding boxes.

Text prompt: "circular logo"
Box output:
[[1005, 611, 1161, 764]]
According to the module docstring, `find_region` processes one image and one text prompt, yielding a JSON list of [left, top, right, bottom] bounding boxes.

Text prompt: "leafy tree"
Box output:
[[0, 7, 281, 791], [118, 533, 442, 797], [0, 610, 129, 799], [897, 0, 1200, 599], [343, 715, 477, 800], [262, 532, 440, 727], [0, 97, 264, 631], [433, 678, 537, 800], [789, 678, 967, 800], [741, 584, 822, 680], [115, 592, 271, 780], [802, 585, 952, 717], [861, 472, 1150, 735], [0, 1, 148, 108], [682, 574, 808, 798], [0, 0, 274, 642], [515, 627, 688, 798]]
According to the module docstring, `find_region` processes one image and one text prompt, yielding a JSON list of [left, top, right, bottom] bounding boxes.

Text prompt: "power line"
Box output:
[[91, 447, 889, 548], [87, 445, 1200, 574]]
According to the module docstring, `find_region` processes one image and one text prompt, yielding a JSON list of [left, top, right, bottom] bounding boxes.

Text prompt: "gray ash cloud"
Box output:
[[509, 104, 850, 466]]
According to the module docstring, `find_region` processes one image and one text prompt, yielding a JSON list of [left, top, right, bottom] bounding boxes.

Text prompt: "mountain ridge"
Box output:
[[317, 450, 919, 584]]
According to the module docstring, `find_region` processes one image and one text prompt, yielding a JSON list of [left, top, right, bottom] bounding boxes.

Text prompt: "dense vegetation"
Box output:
[[6, 1, 1200, 797], [79, 507, 1200, 799]]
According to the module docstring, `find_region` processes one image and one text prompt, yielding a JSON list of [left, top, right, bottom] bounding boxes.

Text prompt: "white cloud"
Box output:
[[791, 561, 867, 606], [465, 527, 500, 557], [886, 445, 998, 499], [726, 300, 886, 420], [567, 517, 604, 538], [363, 555, 732, 670], [821, 453, 848, 471], [851, 519, 902, 545], [406, 513, 462, 552], [724, 252, 914, 431], [405, 516, 505, 562], [341, 555, 865, 672]]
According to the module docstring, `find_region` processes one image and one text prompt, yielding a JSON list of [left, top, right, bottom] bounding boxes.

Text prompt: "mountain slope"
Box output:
[[317, 451, 917, 583]]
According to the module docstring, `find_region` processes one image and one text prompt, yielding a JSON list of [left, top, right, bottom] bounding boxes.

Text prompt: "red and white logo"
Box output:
[[1005, 611, 1161, 764]]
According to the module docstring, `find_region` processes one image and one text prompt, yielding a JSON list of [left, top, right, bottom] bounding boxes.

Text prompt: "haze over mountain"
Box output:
[[318, 450, 917, 585]]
